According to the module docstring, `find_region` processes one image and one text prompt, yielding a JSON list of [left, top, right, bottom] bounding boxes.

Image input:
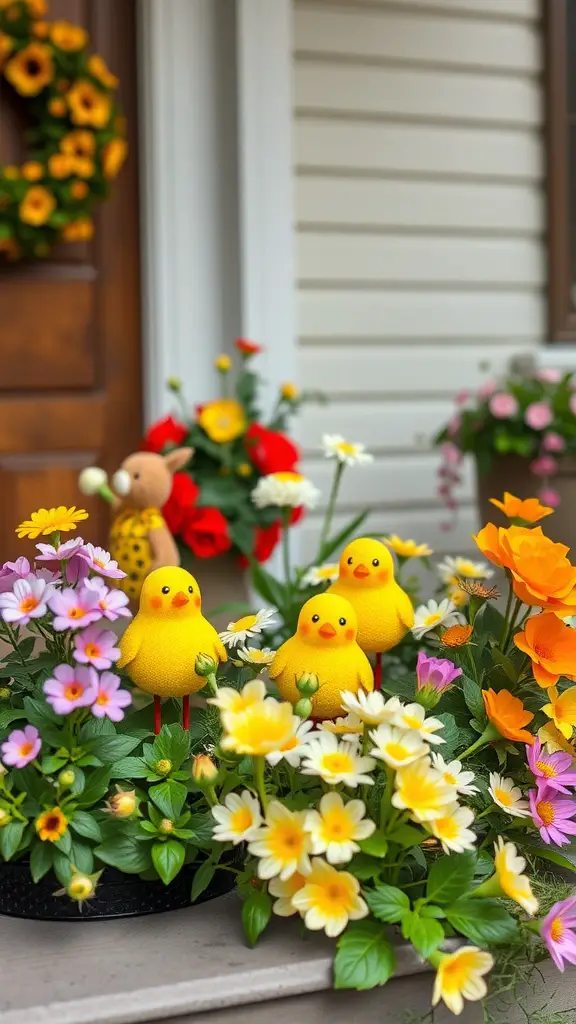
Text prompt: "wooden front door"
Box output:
[[0, 0, 142, 563]]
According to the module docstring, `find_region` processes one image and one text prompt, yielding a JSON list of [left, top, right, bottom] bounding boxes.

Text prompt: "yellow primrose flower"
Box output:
[[248, 800, 312, 880], [198, 398, 246, 443], [212, 790, 263, 845], [291, 857, 368, 937], [304, 792, 375, 865], [207, 678, 267, 714], [281, 382, 299, 401], [215, 354, 231, 372], [538, 721, 576, 756], [220, 699, 300, 757], [16, 505, 88, 539], [427, 803, 476, 854], [269, 872, 307, 917], [542, 686, 576, 740], [318, 714, 364, 740], [383, 535, 432, 559], [369, 724, 429, 769], [432, 946, 494, 1017], [392, 757, 456, 823], [493, 837, 539, 916]]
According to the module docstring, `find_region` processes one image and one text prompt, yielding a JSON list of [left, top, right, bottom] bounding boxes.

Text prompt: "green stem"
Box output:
[[4, 624, 34, 686], [254, 756, 268, 814], [465, 643, 479, 685], [502, 597, 523, 654], [281, 508, 292, 591], [317, 462, 344, 559], [206, 673, 219, 697], [500, 583, 514, 646], [459, 722, 500, 760], [379, 766, 395, 830]]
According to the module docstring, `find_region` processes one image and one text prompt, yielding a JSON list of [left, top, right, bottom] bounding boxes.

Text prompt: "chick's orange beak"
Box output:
[[318, 622, 337, 639], [172, 591, 189, 608], [353, 564, 370, 579]]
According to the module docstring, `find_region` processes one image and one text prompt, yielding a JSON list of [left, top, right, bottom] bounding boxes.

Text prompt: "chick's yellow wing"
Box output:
[[213, 635, 228, 663], [117, 619, 143, 669], [396, 587, 415, 629], [268, 642, 291, 680], [356, 651, 374, 693]]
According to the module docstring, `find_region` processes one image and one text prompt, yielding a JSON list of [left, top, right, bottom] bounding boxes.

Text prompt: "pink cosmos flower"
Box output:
[[478, 379, 496, 399], [529, 783, 576, 845], [91, 671, 132, 722], [530, 454, 557, 477], [489, 393, 518, 419], [43, 664, 98, 715], [79, 544, 126, 580], [36, 538, 88, 585], [0, 557, 31, 594], [536, 368, 562, 384], [48, 587, 102, 632], [526, 739, 576, 794], [0, 577, 54, 626], [83, 577, 131, 622], [525, 401, 553, 430], [540, 487, 561, 508], [1, 725, 41, 769], [543, 432, 566, 453], [73, 625, 121, 669], [541, 895, 576, 972]]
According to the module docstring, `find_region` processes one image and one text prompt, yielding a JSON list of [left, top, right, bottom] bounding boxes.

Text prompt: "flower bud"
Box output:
[[297, 672, 319, 697], [0, 688, 11, 701], [215, 354, 231, 373], [167, 376, 183, 392], [281, 382, 298, 401], [159, 818, 174, 834], [78, 466, 108, 496], [415, 686, 442, 711], [58, 769, 76, 789], [294, 697, 313, 719], [192, 754, 218, 784], [105, 788, 137, 818], [155, 759, 172, 776], [67, 873, 96, 903], [195, 653, 217, 677], [0, 807, 12, 828]]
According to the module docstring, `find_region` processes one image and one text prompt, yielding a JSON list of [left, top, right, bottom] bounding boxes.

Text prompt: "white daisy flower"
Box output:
[[431, 754, 478, 796], [322, 434, 374, 467], [248, 801, 312, 880], [266, 718, 316, 768], [437, 556, 494, 585], [392, 703, 445, 745], [369, 725, 429, 769], [300, 732, 376, 788], [340, 690, 404, 727], [211, 790, 263, 845], [235, 646, 276, 670], [488, 773, 531, 818], [207, 678, 267, 713], [412, 598, 462, 640], [219, 608, 276, 648], [427, 803, 477, 854], [318, 714, 364, 742], [251, 472, 320, 510], [301, 563, 340, 587], [304, 792, 375, 865]]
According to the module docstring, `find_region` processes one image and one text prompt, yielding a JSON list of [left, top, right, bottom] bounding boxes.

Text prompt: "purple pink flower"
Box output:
[[73, 625, 120, 669], [526, 739, 576, 794], [489, 393, 518, 419], [83, 578, 131, 622], [0, 577, 54, 626], [529, 783, 576, 846], [478, 379, 496, 399], [90, 671, 132, 722], [541, 895, 576, 972], [543, 431, 566, 453], [530, 455, 557, 477], [0, 557, 30, 594], [48, 586, 102, 632], [416, 651, 462, 695], [36, 538, 88, 585], [525, 401, 553, 430], [1, 725, 41, 768], [79, 544, 126, 580], [536, 368, 562, 384], [43, 664, 98, 715], [440, 441, 462, 466], [540, 487, 561, 508], [454, 390, 471, 406]]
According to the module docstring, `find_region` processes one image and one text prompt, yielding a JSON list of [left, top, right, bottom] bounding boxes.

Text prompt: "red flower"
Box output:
[[142, 415, 188, 454], [162, 473, 199, 535], [182, 506, 231, 559], [245, 423, 300, 476], [254, 521, 281, 562], [235, 338, 262, 356]]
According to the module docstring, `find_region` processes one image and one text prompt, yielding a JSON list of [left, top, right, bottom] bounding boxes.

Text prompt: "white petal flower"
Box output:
[[430, 754, 478, 796], [322, 435, 374, 467], [412, 598, 463, 640], [369, 725, 429, 769], [207, 678, 267, 713], [300, 732, 376, 788], [219, 608, 276, 648], [488, 773, 531, 818], [251, 472, 320, 510], [248, 801, 312, 880], [318, 714, 364, 742], [304, 792, 375, 865], [437, 556, 494, 585], [235, 646, 276, 670], [340, 690, 404, 727], [393, 703, 445, 745], [301, 563, 340, 587], [266, 718, 316, 767], [269, 872, 308, 917], [78, 466, 108, 496], [211, 790, 263, 844], [427, 802, 477, 853]]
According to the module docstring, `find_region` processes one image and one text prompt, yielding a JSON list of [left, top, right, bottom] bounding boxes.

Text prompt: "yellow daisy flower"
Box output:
[[291, 857, 368, 937], [493, 837, 538, 915], [269, 872, 307, 917], [248, 800, 312, 880], [207, 678, 267, 714], [35, 807, 68, 842], [542, 686, 576, 740], [384, 535, 432, 559], [432, 947, 493, 1017], [16, 505, 89, 539], [220, 698, 300, 757], [304, 792, 375, 864], [427, 803, 476, 854], [199, 398, 246, 443], [392, 757, 456, 823]]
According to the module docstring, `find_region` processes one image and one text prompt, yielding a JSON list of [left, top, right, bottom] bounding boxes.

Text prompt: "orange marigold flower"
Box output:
[[62, 217, 94, 242], [48, 96, 67, 117], [482, 688, 535, 745], [21, 160, 43, 181], [514, 611, 576, 689], [441, 623, 473, 647], [490, 492, 554, 524], [67, 80, 111, 129], [102, 138, 127, 179], [70, 180, 89, 200], [60, 129, 95, 159], [48, 153, 73, 179], [87, 53, 118, 89], [19, 185, 55, 226], [50, 20, 88, 52]]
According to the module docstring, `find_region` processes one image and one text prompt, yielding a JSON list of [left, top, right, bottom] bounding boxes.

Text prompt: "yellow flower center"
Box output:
[[230, 614, 258, 632], [69, 877, 94, 900], [18, 742, 34, 758], [336, 442, 357, 456], [320, 809, 355, 843], [273, 471, 303, 483], [399, 773, 444, 812], [313, 877, 355, 916], [535, 760, 557, 778], [494, 787, 514, 807], [268, 822, 305, 861], [231, 807, 253, 833], [442, 951, 479, 990], [537, 800, 555, 826], [96, 692, 109, 706], [64, 683, 84, 701], [424, 613, 442, 627], [551, 917, 565, 942], [317, 565, 338, 579], [402, 715, 422, 730], [385, 742, 410, 761], [69, 608, 86, 620], [84, 643, 100, 659], [19, 597, 39, 614], [443, 771, 457, 786], [458, 561, 482, 577], [434, 815, 459, 841], [320, 752, 355, 775]]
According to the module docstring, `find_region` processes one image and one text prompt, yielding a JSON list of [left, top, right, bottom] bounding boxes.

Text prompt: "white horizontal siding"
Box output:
[[292, 0, 545, 558]]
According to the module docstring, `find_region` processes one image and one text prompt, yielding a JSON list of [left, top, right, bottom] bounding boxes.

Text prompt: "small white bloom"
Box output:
[[431, 754, 478, 796], [301, 563, 340, 587], [488, 773, 531, 818], [369, 725, 429, 769], [304, 792, 375, 865], [266, 719, 316, 767], [340, 690, 404, 727], [412, 598, 462, 640], [318, 713, 364, 742], [219, 608, 277, 648], [251, 472, 320, 510], [322, 434, 374, 467], [248, 801, 312, 881], [78, 466, 108, 496], [235, 646, 276, 670], [437, 556, 494, 585], [207, 678, 267, 714], [393, 703, 445, 745], [301, 732, 376, 788], [211, 790, 263, 844], [427, 803, 477, 854]]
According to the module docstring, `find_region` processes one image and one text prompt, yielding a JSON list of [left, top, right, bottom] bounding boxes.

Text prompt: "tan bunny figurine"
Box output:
[[79, 448, 193, 603]]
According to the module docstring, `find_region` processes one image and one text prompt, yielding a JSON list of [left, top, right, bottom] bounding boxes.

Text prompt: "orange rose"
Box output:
[[473, 522, 506, 568], [482, 688, 535, 745], [500, 526, 576, 613], [514, 611, 576, 688], [489, 492, 554, 525]]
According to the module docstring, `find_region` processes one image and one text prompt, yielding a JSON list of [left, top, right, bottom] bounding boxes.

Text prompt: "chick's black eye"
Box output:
[[311, 614, 320, 623], [347, 557, 353, 565], [372, 558, 380, 567], [161, 586, 170, 595], [339, 617, 346, 626], [133, 472, 140, 480], [188, 585, 194, 594]]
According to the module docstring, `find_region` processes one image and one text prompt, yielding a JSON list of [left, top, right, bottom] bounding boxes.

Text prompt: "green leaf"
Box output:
[[0, 708, 27, 731], [318, 509, 369, 563], [426, 852, 477, 905], [151, 839, 185, 885], [152, 724, 190, 768], [54, 829, 72, 856], [70, 839, 94, 875], [149, 780, 188, 820], [357, 830, 388, 858], [365, 883, 409, 923], [446, 898, 517, 945], [39, 754, 67, 775], [241, 888, 272, 947], [0, 821, 26, 861], [189, 811, 215, 843], [95, 833, 152, 874], [348, 853, 383, 880], [12, 764, 53, 803], [87, 734, 140, 764], [491, 647, 517, 683], [249, 560, 287, 611], [387, 824, 423, 849], [435, 713, 460, 759], [462, 675, 486, 724], [407, 915, 444, 958], [70, 812, 102, 843], [334, 920, 395, 990], [52, 849, 73, 886], [30, 841, 54, 882], [420, 905, 446, 919], [191, 859, 216, 902], [109, 756, 150, 779], [76, 767, 111, 807], [516, 836, 576, 874]]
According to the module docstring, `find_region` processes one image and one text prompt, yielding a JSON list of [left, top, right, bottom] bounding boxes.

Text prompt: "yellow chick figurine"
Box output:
[[269, 593, 373, 720], [328, 538, 414, 689], [117, 566, 227, 734]]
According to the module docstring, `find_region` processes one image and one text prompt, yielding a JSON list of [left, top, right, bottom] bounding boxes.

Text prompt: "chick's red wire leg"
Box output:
[[154, 695, 162, 735], [182, 695, 190, 731], [374, 651, 382, 691]]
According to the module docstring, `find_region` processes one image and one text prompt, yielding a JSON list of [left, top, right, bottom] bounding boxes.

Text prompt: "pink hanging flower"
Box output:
[[525, 401, 553, 430], [536, 368, 562, 384], [83, 578, 131, 622], [447, 415, 461, 437], [529, 783, 576, 845], [0, 577, 54, 626], [48, 586, 103, 632], [530, 455, 557, 477], [36, 538, 88, 585], [489, 393, 518, 419], [0, 557, 31, 594], [1, 725, 41, 769], [541, 895, 576, 972], [440, 441, 462, 466], [478, 379, 496, 399], [43, 664, 98, 715], [526, 739, 576, 794], [454, 390, 471, 406], [91, 671, 132, 722], [542, 431, 566, 453], [74, 625, 121, 670], [539, 487, 561, 508], [79, 544, 126, 580]]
